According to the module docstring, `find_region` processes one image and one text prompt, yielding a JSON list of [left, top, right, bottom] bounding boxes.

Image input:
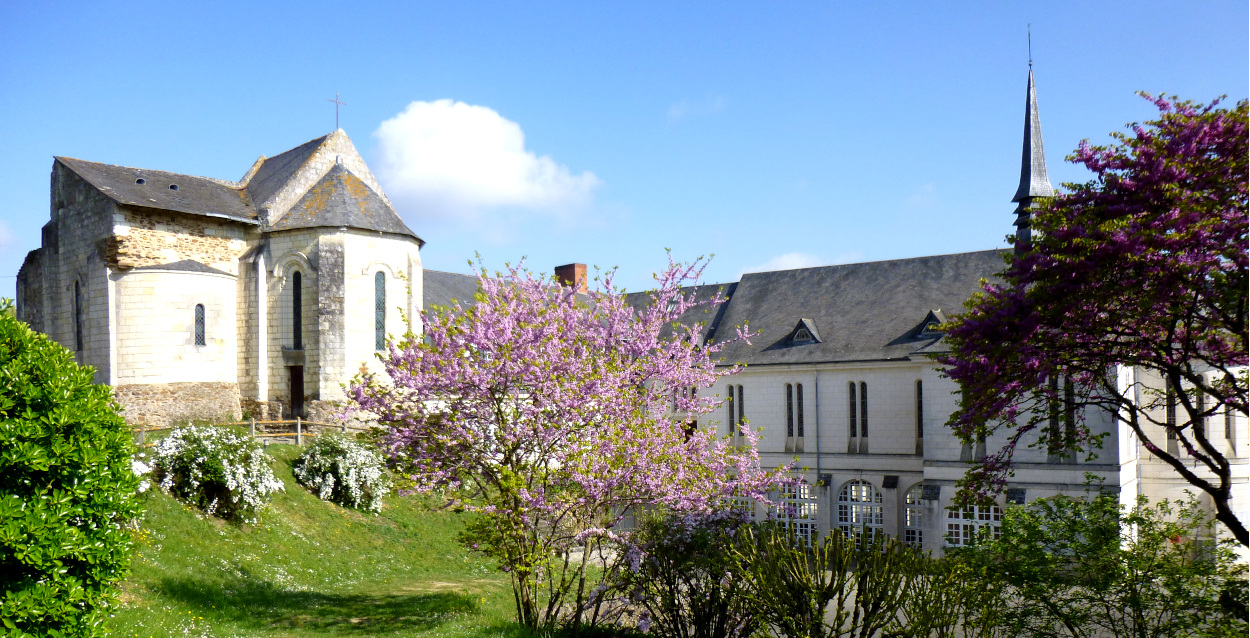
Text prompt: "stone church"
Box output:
[[16, 130, 439, 424], [15, 67, 1247, 551]]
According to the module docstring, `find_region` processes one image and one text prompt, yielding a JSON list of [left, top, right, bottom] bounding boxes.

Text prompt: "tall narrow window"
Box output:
[[726, 384, 735, 436], [737, 385, 745, 435], [775, 481, 819, 546], [848, 382, 858, 438], [915, 380, 924, 439], [374, 271, 386, 351], [1165, 379, 1177, 440], [1196, 390, 1206, 434], [796, 383, 804, 438], [904, 484, 924, 548], [1064, 379, 1077, 457], [73, 280, 83, 352], [860, 382, 868, 438], [1226, 405, 1234, 440], [786, 384, 794, 437], [194, 304, 206, 346], [292, 271, 303, 350]]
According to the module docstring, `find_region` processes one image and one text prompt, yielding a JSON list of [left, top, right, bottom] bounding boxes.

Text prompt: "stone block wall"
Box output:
[[106, 207, 251, 275], [113, 268, 238, 384], [265, 229, 323, 412], [341, 230, 423, 383], [115, 381, 242, 427]]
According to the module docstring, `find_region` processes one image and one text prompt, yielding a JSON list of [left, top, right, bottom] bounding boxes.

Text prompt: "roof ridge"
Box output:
[[55, 156, 245, 190]]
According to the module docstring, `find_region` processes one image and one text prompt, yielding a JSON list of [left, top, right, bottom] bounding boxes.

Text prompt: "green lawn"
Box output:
[[109, 444, 527, 637]]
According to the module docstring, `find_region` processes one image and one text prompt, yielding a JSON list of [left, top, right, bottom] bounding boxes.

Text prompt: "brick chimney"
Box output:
[[554, 263, 588, 293]]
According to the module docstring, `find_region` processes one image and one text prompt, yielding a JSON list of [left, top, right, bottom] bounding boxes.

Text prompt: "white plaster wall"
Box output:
[[113, 269, 237, 384], [340, 230, 423, 390]]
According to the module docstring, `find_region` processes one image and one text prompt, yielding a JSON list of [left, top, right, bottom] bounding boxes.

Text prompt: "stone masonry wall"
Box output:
[[115, 381, 242, 427], [106, 207, 252, 274]]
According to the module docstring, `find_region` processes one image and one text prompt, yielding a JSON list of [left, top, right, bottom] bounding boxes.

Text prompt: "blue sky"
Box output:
[[1, 1, 1246, 294]]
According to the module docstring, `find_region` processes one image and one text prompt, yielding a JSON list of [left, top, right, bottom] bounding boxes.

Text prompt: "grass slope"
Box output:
[[109, 444, 526, 637]]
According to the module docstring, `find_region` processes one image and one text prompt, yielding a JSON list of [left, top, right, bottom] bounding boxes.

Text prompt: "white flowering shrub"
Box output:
[[152, 425, 284, 522], [292, 432, 391, 512]]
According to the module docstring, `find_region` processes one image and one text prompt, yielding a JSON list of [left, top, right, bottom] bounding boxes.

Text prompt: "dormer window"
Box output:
[[787, 318, 821, 345], [921, 321, 942, 335]]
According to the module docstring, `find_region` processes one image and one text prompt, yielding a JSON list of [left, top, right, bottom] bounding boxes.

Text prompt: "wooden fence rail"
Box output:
[[133, 417, 347, 447]]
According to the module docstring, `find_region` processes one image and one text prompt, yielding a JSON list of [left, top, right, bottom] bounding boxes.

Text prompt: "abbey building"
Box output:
[[15, 68, 1247, 551]]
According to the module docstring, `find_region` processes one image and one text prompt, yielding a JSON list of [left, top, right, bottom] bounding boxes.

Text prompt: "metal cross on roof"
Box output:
[[327, 92, 347, 130]]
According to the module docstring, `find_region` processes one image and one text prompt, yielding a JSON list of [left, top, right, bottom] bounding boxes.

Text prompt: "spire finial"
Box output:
[[1028, 24, 1032, 67]]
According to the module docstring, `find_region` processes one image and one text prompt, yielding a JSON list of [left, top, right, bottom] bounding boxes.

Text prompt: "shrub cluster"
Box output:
[[587, 494, 1248, 638], [151, 425, 283, 522], [292, 432, 390, 512], [0, 301, 142, 636]]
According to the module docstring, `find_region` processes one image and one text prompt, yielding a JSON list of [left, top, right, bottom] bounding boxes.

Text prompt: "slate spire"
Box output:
[[1011, 64, 1054, 250]]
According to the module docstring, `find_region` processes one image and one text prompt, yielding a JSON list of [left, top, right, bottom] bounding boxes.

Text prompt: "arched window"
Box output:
[[786, 383, 794, 437], [374, 271, 386, 350], [726, 384, 735, 436], [1165, 378, 1177, 437], [73, 280, 83, 352], [194, 304, 206, 346], [946, 504, 1003, 547], [904, 484, 924, 548], [915, 380, 924, 439], [292, 271, 303, 350], [775, 481, 819, 545], [796, 383, 804, 438], [860, 381, 868, 437], [848, 382, 857, 437], [730, 385, 740, 435], [836, 480, 882, 538]]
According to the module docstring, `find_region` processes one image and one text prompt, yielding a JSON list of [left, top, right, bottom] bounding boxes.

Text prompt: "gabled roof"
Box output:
[[709, 250, 1007, 365], [271, 163, 423, 243], [55, 157, 257, 223], [243, 134, 328, 211], [787, 318, 822, 344], [623, 282, 739, 343], [423, 270, 481, 312]]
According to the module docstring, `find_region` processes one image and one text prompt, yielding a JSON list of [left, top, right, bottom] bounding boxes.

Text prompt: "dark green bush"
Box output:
[[0, 301, 142, 636]]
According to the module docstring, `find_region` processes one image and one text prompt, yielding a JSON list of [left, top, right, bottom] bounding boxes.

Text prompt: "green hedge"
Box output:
[[0, 301, 142, 637]]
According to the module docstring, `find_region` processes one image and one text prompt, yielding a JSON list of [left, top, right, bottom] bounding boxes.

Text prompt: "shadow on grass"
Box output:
[[155, 576, 481, 633]]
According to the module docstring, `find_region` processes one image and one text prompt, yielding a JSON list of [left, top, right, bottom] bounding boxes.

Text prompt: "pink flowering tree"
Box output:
[[940, 94, 1248, 545], [350, 257, 779, 631]]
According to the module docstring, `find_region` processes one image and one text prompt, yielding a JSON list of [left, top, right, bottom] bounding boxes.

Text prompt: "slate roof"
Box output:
[[705, 250, 1007, 366], [423, 270, 481, 312], [624, 282, 739, 343], [271, 163, 423, 243], [131, 259, 232, 277], [1012, 67, 1055, 203], [244, 134, 328, 209], [55, 157, 257, 223]]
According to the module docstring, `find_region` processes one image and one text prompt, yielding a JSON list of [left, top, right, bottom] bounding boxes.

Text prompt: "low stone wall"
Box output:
[[115, 382, 242, 427]]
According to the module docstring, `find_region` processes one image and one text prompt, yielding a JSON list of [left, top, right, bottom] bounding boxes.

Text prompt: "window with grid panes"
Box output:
[[904, 484, 924, 548], [946, 504, 1003, 547], [775, 482, 819, 545], [837, 480, 882, 538]]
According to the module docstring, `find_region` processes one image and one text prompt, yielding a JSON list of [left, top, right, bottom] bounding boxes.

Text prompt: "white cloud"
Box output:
[[668, 95, 726, 121], [372, 100, 602, 220], [741, 251, 864, 275]]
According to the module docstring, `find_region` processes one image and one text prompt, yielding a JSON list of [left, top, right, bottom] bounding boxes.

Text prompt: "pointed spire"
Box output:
[[1012, 64, 1054, 250], [1012, 67, 1054, 203]]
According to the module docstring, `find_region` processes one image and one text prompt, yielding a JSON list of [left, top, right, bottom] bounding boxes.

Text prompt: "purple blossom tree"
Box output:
[[350, 257, 780, 631], [940, 95, 1248, 545]]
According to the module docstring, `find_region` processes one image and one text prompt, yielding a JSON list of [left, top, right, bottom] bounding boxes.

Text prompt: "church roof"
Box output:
[[1011, 67, 1055, 203], [423, 269, 481, 312], [55, 157, 258, 223], [271, 163, 422, 242], [696, 250, 1007, 366], [243, 134, 328, 210]]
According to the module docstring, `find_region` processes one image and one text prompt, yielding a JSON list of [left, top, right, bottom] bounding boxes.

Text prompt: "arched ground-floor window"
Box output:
[[837, 479, 882, 538]]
